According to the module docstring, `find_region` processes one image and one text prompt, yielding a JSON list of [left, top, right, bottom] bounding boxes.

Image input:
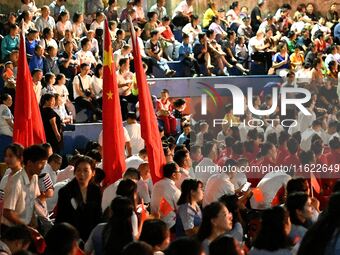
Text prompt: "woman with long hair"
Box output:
[[197, 202, 233, 255], [176, 179, 203, 237], [209, 235, 244, 255], [56, 11, 73, 40], [249, 206, 292, 255], [85, 196, 134, 255]]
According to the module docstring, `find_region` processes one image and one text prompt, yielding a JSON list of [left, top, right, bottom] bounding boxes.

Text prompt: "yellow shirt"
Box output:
[[203, 8, 216, 28]]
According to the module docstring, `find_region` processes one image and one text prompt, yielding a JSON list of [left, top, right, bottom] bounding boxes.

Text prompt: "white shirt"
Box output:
[[101, 179, 121, 212], [151, 178, 181, 228], [250, 171, 291, 209], [128, 37, 146, 57], [0, 168, 13, 190], [90, 20, 104, 32], [33, 81, 42, 103], [2, 170, 40, 226], [297, 110, 316, 133], [248, 36, 264, 56], [300, 128, 323, 151], [75, 49, 97, 67], [194, 158, 218, 187], [125, 155, 145, 169], [72, 74, 92, 99], [175, 168, 191, 189], [91, 76, 103, 98], [125, 123, 145, 155], [264, 125, 284, 142], [98, 128, 130, 146], [54, 84, 70, 105], [42, 163, 58, 185], [137, 178, 153, 204], [182, 23, 202, 44], [172, 1, 193, 19], [56, 165, 74, 182], [203, 173, 235, 207], [0, 104, 13, 137], [46, 179, 70, 212], [39, 38, 58, 50]]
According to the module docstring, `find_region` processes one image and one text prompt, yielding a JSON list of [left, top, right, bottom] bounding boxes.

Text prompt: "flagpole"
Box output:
[[310, 172, 314, 198]]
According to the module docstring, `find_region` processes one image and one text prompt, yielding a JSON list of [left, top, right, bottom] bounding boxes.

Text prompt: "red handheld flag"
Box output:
[[159, 197, 173, 217], [13, 32, 46, 147], [311, 173, 321, 194], [128, 16, 166, 183], [102, 19, 126, 186], [252, 188, 264, 203]]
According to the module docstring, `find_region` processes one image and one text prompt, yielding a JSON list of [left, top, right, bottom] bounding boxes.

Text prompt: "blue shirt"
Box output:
[[29, 55, 44, 73], [177, 132, 189, 145], [179, 43, 192, 61], [1, 35, 19, 60], [334, 23, 340, 40], [273, 53, 289, 69], [26, 39, 39, 56]]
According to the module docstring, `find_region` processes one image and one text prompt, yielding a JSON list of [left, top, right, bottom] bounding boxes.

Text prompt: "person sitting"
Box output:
[[1, 24, 19, 61], [72, 63, 101, 122], [178, 33, 201, 77], [145, 30, 176, 77], [34, 6, 56, 34], [0, 225, 32, 254], [156, 89, 177, 136], [29, 45, 45, 73], [75, 38, 97, 69]]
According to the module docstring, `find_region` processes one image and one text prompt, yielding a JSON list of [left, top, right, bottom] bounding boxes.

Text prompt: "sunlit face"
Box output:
[[75, 162, 95, 187], [4, 148, 22, 170], [306, 4, 313, 13]]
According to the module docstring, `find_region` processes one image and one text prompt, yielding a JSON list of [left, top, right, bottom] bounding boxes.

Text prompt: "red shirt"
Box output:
[[325, 151, 340, 165], [277, 145, 290, 165], [161, 27, 174, 40]]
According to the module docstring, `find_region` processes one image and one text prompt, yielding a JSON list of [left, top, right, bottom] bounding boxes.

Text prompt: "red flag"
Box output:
[[13, 32, 46, 147], [129, 16, 166, 183], [311, 173, 321, 194], [159, 197, 173, 217], [102, 19, 126, 186]]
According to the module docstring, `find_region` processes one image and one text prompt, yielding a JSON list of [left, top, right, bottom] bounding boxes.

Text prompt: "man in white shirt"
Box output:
[[149, 0, 167, 21], [125, 112, 145, 155], [125, 149, 148, 169], [172, 0, 194, 27], [42, 153, 62, 185], [264, 116, 285, 142], [194, 142, 219, 187], [34, 6, 56, 34], [101, 168, 140, 213], [73, 63, 101, 121], [2, 145, 48, 226], [137, 162, 153, 204], [203, 159, 236, 207], [151, 162, 181, 229], [32, 68, 43, 103], [173, 149, 195, 189], [300, 120, 323, 151]]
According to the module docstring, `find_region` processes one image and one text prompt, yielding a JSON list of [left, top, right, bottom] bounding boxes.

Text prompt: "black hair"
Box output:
[[81, 37, 90, 48], [253, 206, 291, 251], [74, 155, 96, 172], [3, 225, 32, 245], [177, 179, 203, 205], [103, 196, 134, 255], [86, 149, 102, 162], [0, 93, 11, 103], [165, 237, 202, 255], [286, 192, 310, 226], [300, 150, 315, 165], [121, 241, 153, 255], [116, 179, 137, 207], [287, 137, 299, 154], [197, 202, 225, 241], [72, 12, 83, 23], [45, 223, 79, 255], [209, 235, 239, 255], [260, 142, 274, 157], [127, 111, 137, 120], [23, 144, 48, 165], [173, 149, 189, 167], [286, 178, 309, 195], [4, 143, 24, 160], [123, 167, 140, 181], [163, 162, 178, 178], [139, 219, 169, 247], [94, 63, 103, 78], [48, 153, 62, 164], [298, 192, 340, 255], [219, 194, 240, 228]]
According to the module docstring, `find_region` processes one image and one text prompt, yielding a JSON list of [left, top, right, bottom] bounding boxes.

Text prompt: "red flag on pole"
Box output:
[[102, 19, 126, 186], [13, 32, 46, 147], [129, 16, 166, 183]]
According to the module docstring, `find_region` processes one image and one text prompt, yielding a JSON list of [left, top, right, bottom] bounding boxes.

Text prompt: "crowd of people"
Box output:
[[0, 0, 340, 255]]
